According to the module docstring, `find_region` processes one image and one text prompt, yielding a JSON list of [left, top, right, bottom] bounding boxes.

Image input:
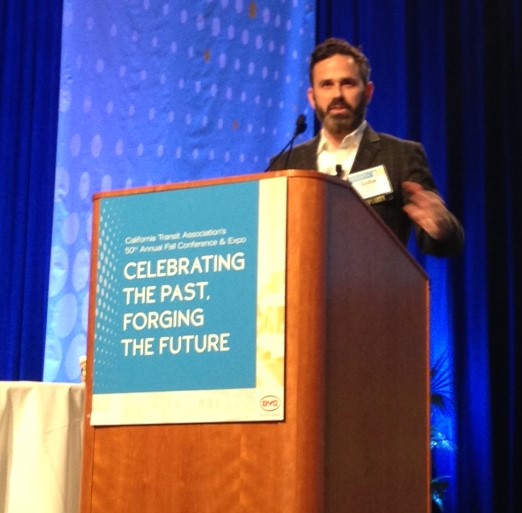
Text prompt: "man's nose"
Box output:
[[332, 83, 343, 97]]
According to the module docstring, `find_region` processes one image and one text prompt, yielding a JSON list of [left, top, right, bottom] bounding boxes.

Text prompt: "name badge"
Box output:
[[348, 165, 393, 205]]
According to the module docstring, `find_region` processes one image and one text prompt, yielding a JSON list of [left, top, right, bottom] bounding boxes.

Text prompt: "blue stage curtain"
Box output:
[[317, 1, 521, 513], [477, 2, 522, 512], [0, 0, 63, 380]]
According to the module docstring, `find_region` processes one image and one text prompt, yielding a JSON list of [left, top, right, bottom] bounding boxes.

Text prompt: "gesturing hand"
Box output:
[[402, 181, 453, 240]]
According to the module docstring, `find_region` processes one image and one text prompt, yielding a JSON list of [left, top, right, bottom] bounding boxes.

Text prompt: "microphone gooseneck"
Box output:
[[264, 114, 308, 172]]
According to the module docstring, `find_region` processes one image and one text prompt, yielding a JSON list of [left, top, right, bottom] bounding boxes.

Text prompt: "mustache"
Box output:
[[327, 99, 352, 112]]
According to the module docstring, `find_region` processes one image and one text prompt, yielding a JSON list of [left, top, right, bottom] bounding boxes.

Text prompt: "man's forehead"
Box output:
[[312, 55, 361, 80]]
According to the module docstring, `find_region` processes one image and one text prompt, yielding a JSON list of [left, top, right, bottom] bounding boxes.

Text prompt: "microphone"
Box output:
[[293, 114, 308, 136], [264, 114, 308, 172]]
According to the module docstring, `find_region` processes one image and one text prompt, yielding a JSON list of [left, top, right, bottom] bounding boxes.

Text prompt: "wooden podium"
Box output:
[[81, 171, 430, 513]]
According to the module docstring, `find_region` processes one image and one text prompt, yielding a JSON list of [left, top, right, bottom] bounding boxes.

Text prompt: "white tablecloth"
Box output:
[[0, 381, 84, 513]]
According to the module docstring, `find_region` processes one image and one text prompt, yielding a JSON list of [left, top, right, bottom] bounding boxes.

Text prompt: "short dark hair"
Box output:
[[309, 38, 371, 85]]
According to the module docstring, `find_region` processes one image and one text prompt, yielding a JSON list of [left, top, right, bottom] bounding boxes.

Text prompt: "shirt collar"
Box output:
[[317, 120, 367, 153]]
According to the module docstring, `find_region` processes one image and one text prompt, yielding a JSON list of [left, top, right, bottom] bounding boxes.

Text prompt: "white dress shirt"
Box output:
[[316, 120, 367, 179]]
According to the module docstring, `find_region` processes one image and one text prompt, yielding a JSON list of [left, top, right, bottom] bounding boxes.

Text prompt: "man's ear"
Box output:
[[306, 88, 316, 110], [365, 81, 375, 104]]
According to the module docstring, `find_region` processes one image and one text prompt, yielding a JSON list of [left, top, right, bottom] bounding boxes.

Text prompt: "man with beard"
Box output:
[[268, 38, 464, 257]]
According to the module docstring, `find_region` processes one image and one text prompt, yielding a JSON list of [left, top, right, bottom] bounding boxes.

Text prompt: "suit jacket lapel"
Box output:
[[351, 125, 381, 172], [293, 134, 320, 170]]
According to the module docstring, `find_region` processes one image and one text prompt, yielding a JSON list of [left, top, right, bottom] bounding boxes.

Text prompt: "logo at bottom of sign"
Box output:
[[259, 395, 281, 412]]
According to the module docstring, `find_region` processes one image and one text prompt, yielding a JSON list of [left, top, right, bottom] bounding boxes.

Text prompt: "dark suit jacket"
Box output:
[[268, 125, 464, 257]]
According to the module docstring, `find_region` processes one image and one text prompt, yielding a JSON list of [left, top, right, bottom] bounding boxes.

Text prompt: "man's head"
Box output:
[[309, 38, 371, 85], [307, 38, 374, 143]]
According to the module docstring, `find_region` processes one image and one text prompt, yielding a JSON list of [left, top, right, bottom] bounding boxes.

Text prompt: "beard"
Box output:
[[315, 97, 367, 137]]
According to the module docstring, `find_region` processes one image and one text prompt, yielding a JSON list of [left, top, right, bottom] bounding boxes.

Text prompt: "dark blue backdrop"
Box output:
[[317, 1, 521, 512], [0, 0, 61, 380], [1, 1, 521, 512]]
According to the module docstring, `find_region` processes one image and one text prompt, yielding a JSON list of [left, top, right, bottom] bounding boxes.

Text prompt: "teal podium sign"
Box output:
[[90, 177, 287, 425]]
